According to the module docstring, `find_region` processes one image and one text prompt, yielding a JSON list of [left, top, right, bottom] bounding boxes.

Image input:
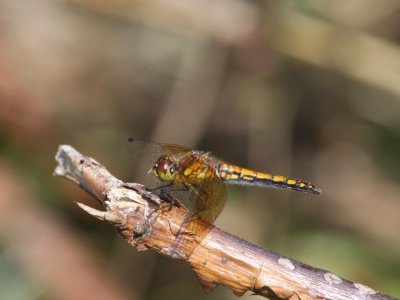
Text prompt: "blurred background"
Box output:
[[0, 0, 399, 299]]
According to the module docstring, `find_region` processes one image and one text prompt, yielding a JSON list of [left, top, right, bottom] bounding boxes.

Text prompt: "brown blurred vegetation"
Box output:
[[0, 0, 399, 299]]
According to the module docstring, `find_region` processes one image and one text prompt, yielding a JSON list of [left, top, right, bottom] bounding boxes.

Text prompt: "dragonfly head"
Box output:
[[151, 155, 176, 182]]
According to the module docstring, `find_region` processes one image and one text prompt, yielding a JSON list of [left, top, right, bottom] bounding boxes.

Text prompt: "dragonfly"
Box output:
[[127, 138, 321, 224]]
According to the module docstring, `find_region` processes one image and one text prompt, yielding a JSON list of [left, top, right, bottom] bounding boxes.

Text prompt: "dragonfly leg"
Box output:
[[162, 191, 181, 211], [182, 181, 214, 221], [173, 213, 198, 238], [147, 184, 170, 192], [147, 183, 183, 209], [173, 205, 211, 238]]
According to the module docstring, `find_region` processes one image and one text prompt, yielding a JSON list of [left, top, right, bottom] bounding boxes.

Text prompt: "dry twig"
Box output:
[[54, 145, 395, 300]]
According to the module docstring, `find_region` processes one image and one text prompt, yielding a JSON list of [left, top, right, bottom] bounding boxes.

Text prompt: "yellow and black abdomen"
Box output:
[[217, 163, 321, 194]]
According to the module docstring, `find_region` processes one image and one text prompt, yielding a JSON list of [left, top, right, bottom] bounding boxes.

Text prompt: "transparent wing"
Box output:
[[157, 171, 227, 224], [127, 138, 227, 223], [126, 138, 191, 156], [125, 138, 192, 172], [185, 173, 227, 224]]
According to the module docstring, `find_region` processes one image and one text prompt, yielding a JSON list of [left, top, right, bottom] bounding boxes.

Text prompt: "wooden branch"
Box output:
[[54, 145, 395, 300]]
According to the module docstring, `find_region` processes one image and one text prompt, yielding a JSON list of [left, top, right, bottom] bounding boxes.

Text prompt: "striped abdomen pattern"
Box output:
[[217, 163, 321, 194]]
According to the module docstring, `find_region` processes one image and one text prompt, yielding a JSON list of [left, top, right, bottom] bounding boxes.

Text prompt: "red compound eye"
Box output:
[[156, 160, 168, 174], [153, 156, 175, 182]]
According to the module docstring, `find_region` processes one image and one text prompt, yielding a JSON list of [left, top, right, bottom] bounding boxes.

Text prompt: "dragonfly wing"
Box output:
[[161, 143, 192, 153], [127, 138, 227, 223], [126, 138, 191, 155], [126, 138, 193, 178], [184, 174, 227, 224]]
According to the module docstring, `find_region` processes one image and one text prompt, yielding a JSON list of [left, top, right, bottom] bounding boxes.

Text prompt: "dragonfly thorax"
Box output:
[[152, 155, 176, 182]]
